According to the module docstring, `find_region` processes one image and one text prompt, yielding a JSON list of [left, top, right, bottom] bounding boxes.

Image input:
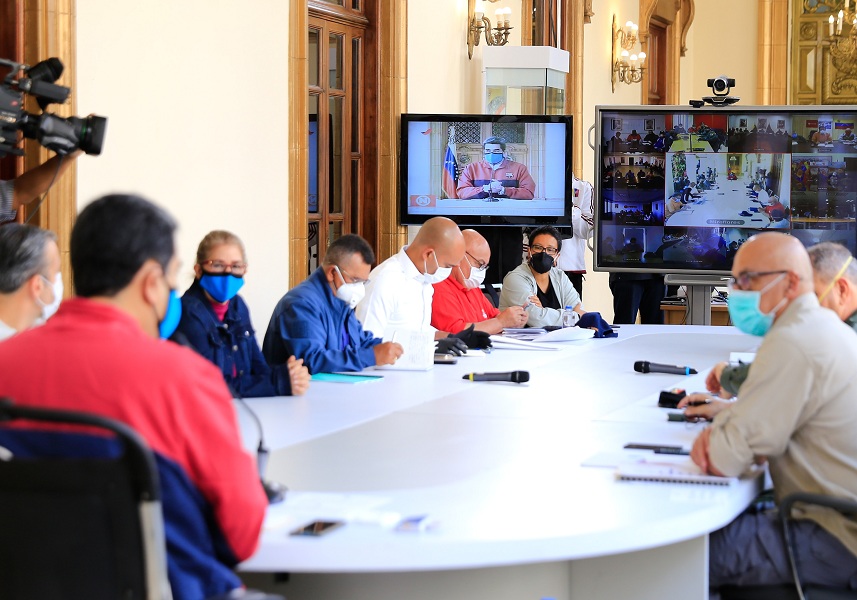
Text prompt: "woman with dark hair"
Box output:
[[175, 230, 310, 397], [498, 225, 585, 328]]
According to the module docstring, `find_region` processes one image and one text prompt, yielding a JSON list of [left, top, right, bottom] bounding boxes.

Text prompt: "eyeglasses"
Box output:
[[483, 150, 504, 155], [201, 260, 248, 276], [727, 270, 788, 291], [529, 243, 558, 256], [465, 252, 489, 271], [335, 265, 368, 285]]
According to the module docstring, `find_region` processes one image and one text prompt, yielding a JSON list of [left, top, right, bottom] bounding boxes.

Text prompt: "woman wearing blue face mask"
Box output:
[[174, 230, 310, 397]]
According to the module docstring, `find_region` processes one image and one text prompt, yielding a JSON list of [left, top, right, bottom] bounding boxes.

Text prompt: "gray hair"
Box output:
[[0, 224, 57, 293], [807, 242, 857, 285]]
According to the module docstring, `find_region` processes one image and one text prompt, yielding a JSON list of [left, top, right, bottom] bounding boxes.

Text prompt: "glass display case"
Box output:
[[483, 46, 569, 116]]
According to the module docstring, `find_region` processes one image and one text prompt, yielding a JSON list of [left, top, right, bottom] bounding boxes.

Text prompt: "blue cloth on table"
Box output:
[[576, 312, 618, 338]]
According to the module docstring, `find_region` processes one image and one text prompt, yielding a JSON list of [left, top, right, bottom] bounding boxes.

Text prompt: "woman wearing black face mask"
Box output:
[[498, 225, 585, 328]]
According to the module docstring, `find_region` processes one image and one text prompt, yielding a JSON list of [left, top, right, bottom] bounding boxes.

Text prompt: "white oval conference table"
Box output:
[[236, 325, 764, 600]]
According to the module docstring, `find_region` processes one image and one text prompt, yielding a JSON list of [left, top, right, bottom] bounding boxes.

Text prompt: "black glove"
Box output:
[[450, 324, 493, 350], [435, 337, 467, 356]]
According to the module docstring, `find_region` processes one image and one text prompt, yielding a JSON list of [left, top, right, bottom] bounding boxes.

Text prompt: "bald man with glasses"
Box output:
[[689, 232, 857, 592], [430, 229, 527, 335]]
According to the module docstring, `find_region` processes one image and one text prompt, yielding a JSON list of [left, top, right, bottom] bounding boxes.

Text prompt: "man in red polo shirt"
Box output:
[[431, 229, 527, 334], [0, 194, 269, 600]]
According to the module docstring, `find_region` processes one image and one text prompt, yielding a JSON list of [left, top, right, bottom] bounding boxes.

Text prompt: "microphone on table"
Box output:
[[233, 392, 287, 504], [634, 361, 698, 375], [462, 370, 530, 383]]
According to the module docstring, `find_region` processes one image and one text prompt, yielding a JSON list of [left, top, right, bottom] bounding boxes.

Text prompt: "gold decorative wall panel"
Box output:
[[791, 0, 857, 104]]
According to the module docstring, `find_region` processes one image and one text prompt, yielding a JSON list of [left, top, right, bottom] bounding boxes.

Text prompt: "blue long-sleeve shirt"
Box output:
[[262, 267, 381, 374], [175, 279, 292, 397]]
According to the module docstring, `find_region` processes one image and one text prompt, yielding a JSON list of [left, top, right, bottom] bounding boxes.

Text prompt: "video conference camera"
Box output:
[[701, 75, 739, 107], [0, 57, 107, 158]]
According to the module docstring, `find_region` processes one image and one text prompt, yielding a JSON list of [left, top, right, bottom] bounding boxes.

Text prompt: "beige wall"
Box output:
[[689, 0, 758, 105], [76, 0, 292, 333]]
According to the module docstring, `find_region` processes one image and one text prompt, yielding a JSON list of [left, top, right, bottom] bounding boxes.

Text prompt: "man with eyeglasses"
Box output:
[[455, 136, 536, 201], [0, 224, 62, 340], [263, 234, 404, 374], [682, 240, 857, 421], [689, 232, 857, 592], [431, 229, 528, 335]]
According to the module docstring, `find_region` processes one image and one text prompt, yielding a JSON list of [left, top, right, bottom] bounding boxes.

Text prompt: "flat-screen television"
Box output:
[[594, 105, 857, 275], [399, 113, 574, 226]]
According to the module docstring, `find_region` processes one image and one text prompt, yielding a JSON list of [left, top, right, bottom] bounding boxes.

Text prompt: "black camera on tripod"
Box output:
[[0, 57, 106, 157]]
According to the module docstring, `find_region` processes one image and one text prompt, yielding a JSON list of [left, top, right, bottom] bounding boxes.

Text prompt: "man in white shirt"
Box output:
[[0, 224, 62, 340], [356, 216, 466, 342], [556, 175, 594, 298]]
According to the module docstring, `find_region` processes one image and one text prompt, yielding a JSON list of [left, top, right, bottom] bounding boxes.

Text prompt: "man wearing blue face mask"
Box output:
[[175, 230, 310, 398], [0, 224, 62, 340], [690, 232, 857, 592], [456, 136, 536, 201], [0, 195, 272, 599], [263, 234, 403, 374]]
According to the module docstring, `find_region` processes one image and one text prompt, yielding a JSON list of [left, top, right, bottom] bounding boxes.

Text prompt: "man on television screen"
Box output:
[[456, 136, 536, 201]]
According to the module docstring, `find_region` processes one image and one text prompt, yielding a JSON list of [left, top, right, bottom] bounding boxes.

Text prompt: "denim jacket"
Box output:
[[175, 279, 291, 397]]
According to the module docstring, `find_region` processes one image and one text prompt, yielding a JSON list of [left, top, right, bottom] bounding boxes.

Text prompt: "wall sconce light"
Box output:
[[826, 0, 857, 95], [467, 0, 513, 60], [611, 15, 646, 92]]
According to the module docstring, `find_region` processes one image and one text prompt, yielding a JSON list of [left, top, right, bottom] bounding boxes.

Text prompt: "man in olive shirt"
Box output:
[[691, 233, 857, 590]]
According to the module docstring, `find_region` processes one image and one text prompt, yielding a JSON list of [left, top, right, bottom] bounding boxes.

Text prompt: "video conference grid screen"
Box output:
[[596, 107, 857, 274], [400, 115, 572, 226]]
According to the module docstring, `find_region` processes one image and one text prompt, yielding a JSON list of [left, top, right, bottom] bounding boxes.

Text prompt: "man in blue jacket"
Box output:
[[263, 234, 403, 374]]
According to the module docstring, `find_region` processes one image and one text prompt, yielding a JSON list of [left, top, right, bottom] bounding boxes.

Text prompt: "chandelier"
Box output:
[[825, 0, 857, 93]]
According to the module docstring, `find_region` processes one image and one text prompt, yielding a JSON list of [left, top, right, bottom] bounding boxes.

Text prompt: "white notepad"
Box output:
[[375, 328, 434, 371], [615, 460, 737, 486]]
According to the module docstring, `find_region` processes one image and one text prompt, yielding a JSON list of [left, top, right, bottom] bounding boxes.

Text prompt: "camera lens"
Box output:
[[713, 78, 727, 93]]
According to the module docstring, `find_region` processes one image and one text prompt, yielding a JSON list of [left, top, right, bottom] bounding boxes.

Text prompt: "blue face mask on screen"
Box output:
[[159, 289, 182, 339], [199, 272, 245, 303], [484, 152, 504, 165]]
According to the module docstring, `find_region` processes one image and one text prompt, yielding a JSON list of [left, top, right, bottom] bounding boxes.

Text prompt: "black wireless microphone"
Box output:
[[462, 370, 530, 383], [634, 361, 698, 375]]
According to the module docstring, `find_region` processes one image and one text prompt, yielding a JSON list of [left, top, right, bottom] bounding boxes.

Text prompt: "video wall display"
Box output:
[[596, 107, 857, 274]]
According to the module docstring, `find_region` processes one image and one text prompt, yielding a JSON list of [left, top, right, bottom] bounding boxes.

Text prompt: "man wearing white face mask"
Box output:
[[690, 232, 857, 592], [0, 224, 62, 340], [264, 234, 403, 374], [431, 229, 527, 335]]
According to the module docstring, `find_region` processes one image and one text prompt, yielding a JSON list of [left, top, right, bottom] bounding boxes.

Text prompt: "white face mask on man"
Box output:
[[333, 266, 366, 309], [459, 263, 486, 289], [423, 250, 452, 285], [36, 273, 63, 321]]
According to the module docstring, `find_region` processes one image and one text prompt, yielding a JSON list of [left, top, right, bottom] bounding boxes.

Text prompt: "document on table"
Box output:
[[489, 334, 559, 351], [376, 328, 434, 370]]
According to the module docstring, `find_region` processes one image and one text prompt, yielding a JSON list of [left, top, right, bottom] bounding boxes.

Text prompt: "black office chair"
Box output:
[[720, 492, 857, 600], [0, 397, 173, 600]]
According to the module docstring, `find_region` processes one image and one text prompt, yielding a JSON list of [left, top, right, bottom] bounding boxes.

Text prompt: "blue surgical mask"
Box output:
[[485, 152, 504, 166], [159, 289, 182, 339], [727, 274, 787, 337], [199, 272, 245, 303]]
